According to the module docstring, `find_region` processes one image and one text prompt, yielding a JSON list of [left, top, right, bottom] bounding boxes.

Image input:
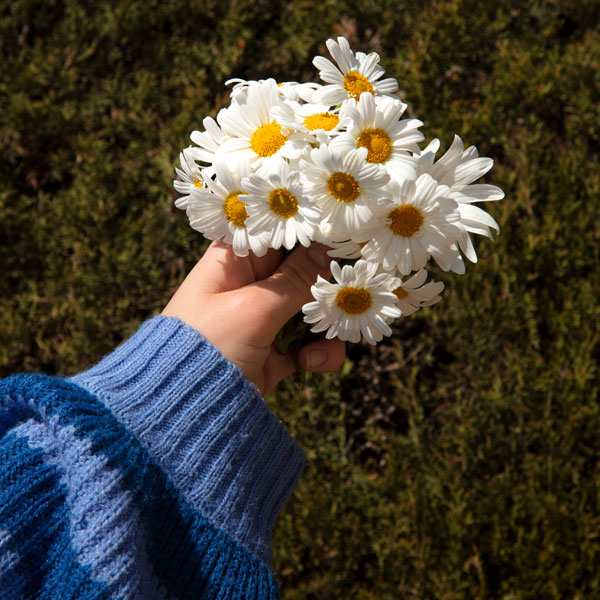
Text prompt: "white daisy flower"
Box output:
[[216, 79, 310, 168], [188, 115, 229, 179], [385, 269, 444, 317], [312, 36, 399, 106], [173, 147, 204, 210], [356, 174, 461, 275], [329, 92, 423, 180], [242, 161, 321, 250], [417, 135, 504, 263], [300, 145, 390, 233], [271, 100, 343, 139], [302, 260, 401, 345], [185, 161, 269, 257], [226, 78, 321, 104]]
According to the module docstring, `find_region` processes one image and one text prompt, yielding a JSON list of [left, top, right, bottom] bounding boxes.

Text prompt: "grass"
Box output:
[[2, 0, 599, 597]]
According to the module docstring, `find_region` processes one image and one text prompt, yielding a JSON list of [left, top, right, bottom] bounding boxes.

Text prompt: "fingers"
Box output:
[[191, 241, 283, 294], [262, 345, 296, 394], [262, 337, 346, 393], [245, 243, 332, 338], [297, 337, 346, 373], [250, 248, 285, 282]]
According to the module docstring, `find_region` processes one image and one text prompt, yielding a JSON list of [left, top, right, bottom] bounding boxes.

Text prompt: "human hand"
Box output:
[[162, 241, 346, 394]]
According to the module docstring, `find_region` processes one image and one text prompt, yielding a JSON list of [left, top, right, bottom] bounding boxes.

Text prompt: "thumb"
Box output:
[[245, 242, 332, 338]]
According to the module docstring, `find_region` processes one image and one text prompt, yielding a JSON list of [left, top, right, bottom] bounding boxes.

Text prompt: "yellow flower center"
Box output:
[[327, 172, 361, 203], [336, 286, 372, 315], [193, 177, 203, 188], [393, 287, 408, 300], [388, 205, 424, 237], [267, 188, 298, 218], [303, 112, 340, 131], [250, 122, 287, 157], [357, 128, 393, 163], [223, 191, 248, 227], [343, 71, 374, 101]]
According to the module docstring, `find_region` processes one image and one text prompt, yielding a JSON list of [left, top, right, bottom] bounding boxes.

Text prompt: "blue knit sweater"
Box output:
[[0, 316, 305, 599]]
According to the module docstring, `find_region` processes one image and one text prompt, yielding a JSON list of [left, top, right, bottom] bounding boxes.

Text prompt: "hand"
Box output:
[[162, 240, 346, 394]]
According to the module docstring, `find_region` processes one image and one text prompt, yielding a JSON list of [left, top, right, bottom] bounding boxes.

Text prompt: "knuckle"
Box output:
[[236, 290, 274, 331], [279, 261, 316, 298]]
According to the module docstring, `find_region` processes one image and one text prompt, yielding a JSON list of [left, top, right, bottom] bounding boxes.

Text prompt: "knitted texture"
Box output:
[[0, 316, 305, 599], [70, 316, 305, 564]]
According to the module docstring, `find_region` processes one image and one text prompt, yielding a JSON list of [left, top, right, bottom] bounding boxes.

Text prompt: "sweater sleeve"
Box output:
[[0, 315, 304, 600]]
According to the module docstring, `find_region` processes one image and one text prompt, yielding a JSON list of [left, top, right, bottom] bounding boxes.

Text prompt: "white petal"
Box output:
[[453, 158, 494, 186], [452, 184, 505, 202]]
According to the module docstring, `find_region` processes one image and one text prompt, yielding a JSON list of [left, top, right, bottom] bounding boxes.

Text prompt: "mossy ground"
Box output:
[[2, 1, 599, 597]]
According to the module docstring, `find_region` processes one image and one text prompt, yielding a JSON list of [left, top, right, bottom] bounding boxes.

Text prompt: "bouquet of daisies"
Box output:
[[173, 37, 504, 345]]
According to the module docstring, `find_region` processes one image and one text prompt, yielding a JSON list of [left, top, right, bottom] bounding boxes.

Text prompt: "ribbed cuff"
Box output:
[[69, 315, 304, 565]]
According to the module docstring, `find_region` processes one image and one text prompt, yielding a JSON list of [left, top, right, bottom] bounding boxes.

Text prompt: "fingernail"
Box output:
[[305, 349, 327, 369], [307, 243, 331, 268]]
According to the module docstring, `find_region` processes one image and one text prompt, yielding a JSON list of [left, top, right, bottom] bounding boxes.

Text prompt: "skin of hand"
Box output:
[[162, 240, 346, 394]]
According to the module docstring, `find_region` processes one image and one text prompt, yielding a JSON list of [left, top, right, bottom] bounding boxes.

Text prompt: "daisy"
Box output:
[[329, 92, 423, 180], [312, 36, 399, 106], [188, 115, 229, 178], [215, 79, 310, 169], [356, 174, 461, 275], [303, 260, 401, 344], [185, 161, 269, 257], [242, 161, 321, 250], [271, 100, 343, 139], [226, 78, 320, 103], [386, 269, 444, 317], [173, 147, 204, 210], [300, 145, 390, 233], [417, 135, 504, 263]]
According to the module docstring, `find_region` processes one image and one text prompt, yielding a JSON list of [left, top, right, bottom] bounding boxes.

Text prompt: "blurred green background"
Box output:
[[1, 0, 599, 597]]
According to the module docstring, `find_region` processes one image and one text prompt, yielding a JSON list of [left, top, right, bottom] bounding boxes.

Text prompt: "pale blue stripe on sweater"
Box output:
[[0, 528, 25, 600], [11, 418, 172, 600]]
